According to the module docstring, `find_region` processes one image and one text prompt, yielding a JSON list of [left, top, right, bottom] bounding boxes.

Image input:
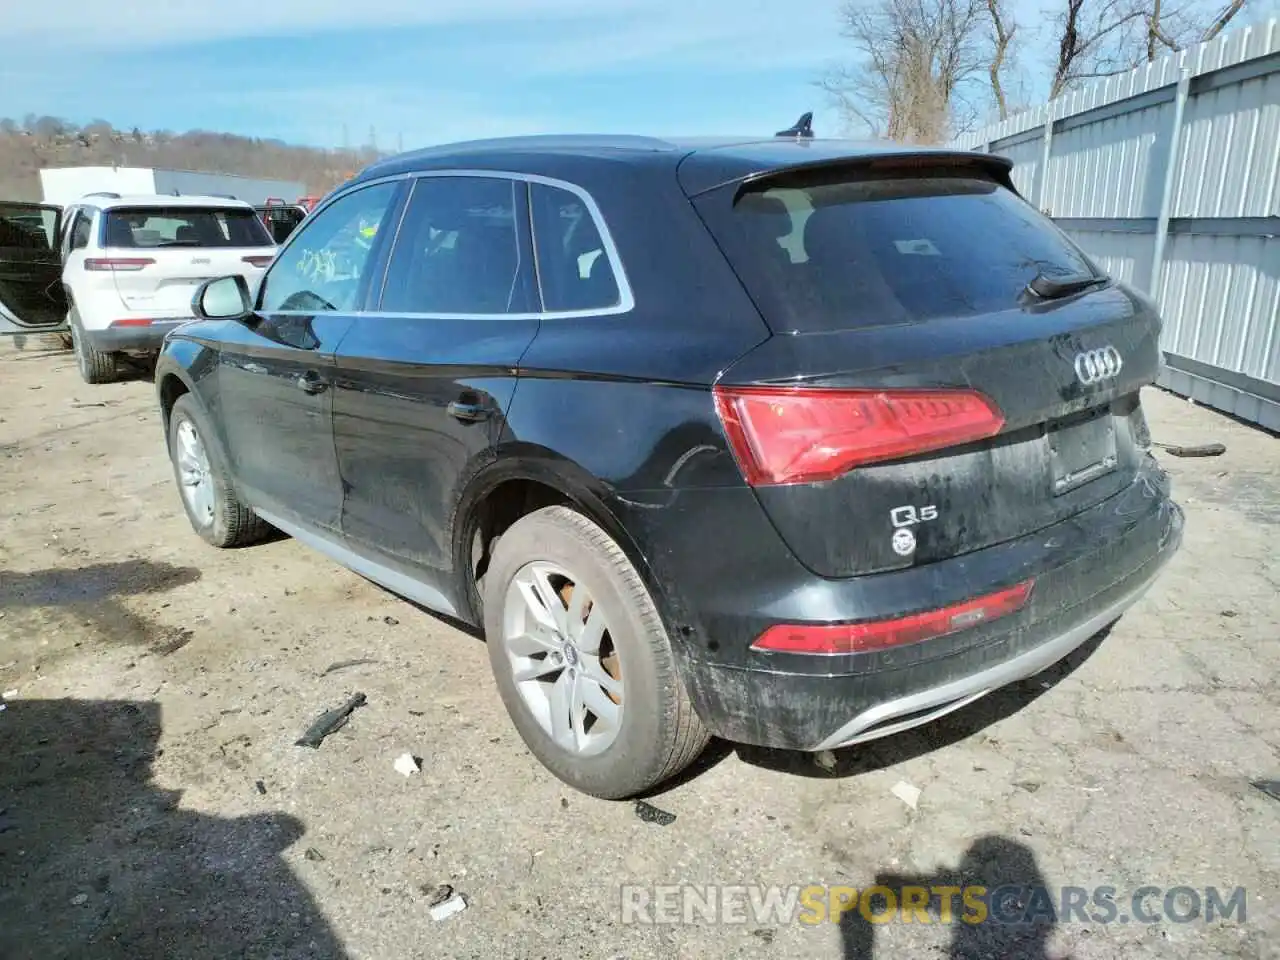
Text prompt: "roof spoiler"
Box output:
[[728, 150, 1017, 200], [775, 112, 814, 139]]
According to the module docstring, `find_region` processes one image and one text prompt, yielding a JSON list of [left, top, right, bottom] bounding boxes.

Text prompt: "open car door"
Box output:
[[0, 201, 68, 336]]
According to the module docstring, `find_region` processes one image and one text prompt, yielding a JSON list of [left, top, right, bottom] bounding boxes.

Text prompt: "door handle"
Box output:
[[447, 400, 491, 422], [296, 371, 327, 394]]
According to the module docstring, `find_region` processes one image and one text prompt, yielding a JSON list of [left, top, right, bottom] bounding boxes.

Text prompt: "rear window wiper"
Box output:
[[1025, 270, 1107, 300]]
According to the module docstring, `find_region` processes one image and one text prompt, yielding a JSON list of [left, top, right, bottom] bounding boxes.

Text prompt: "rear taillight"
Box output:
[[84, 257, 155, 272], [751, 580, 1034, 655], [110, 318, 153, 327], [713, 386, 1005, 486], [242, 255, 274, 268]]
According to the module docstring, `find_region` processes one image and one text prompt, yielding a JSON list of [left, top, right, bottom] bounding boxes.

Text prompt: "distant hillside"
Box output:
[[0, 116, 383, 201]]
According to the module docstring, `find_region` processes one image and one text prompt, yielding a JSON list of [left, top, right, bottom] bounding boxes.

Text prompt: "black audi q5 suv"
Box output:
[[155, 124, 1184, 798]]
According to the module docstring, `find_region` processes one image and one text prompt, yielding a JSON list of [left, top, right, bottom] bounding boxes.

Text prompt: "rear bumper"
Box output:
[[83, 320, 190, 353], [656, 459, 1184, 751]]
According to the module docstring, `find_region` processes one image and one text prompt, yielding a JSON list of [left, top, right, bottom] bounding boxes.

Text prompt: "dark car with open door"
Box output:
[[0, 201, 68, 340]]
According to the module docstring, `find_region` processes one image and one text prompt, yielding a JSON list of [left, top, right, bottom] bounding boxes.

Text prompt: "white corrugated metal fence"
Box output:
[[957, 20, 1280, 431]]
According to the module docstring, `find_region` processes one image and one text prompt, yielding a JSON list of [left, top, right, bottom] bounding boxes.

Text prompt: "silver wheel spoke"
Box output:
[[577, 602, 607, 655], [583, 655, 622, 699], [529, 565, 569, 635], [512, 657, 561, 682], [548, 670, 575, 748], [506, 620, 560, 657], [576, 675, 620, 733]]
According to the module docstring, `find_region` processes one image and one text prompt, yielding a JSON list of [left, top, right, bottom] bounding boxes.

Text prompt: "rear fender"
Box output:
[[450, 446, 708, 708]]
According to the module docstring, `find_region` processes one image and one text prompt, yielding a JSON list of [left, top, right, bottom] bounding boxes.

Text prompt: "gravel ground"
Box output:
[[0, 340, 1277, 960]]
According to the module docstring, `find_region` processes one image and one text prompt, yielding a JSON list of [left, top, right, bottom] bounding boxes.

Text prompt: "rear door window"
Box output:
[[529, 182, 621, 313], [695, 169, 1099, 333], [102, 207, 273, 249], [378, 176, 535, 315]]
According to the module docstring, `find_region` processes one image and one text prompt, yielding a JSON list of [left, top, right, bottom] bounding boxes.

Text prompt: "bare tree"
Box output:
[[820, 0, 989, 143], [1200, 0, 1248, 42], [985, 0, 1018, 119], [1049, 0, 1252, 97]]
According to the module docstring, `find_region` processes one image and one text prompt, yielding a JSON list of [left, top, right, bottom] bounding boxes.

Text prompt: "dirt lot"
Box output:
[[0, 340, 1277, 960]]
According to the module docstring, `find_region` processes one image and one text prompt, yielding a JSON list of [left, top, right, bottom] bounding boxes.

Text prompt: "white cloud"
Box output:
[[237, 85, 563, 147], [0, 0, 849, 73], [0, 0, 610, 46]]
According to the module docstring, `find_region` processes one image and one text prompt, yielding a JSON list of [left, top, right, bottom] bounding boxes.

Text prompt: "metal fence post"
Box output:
[[1149, 68, 1193, 296], [1037, 121, 1055, 211]]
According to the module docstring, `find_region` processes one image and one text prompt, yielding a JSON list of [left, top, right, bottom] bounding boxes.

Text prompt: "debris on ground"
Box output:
[[1252, 780, 1280, 802], [304, 848, 326, 862], [1152, 441, 1226, 457], [2, 689, 17, 700], [294, 692, 367, 748], [634, 800, 677, 826], [320, 658, 380, 677], [1014, 780, 1042, 793], [891, 780, 921, 810], [814, 750, 837, 772], [427, 886, 468, 922], [394, 752, 423, 777], [254, 780, 267, 795], [71, 894, 88, 906], [383, 616, 400, 626]]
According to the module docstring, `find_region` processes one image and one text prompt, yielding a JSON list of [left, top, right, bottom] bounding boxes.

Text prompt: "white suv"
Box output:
[[2, 194, 277, 383]]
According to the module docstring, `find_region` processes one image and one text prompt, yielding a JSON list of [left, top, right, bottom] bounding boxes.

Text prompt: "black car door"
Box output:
[[216, 179, 406, 533], [0, 201, 67, 334], [330, 174, 541, 617]]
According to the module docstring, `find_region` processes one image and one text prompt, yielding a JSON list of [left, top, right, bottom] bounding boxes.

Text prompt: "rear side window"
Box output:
[[696, 170, 1098, 333], [379, 176, 531, 315], [71, 212, 93, 250], [102, 206, 272, 249], [529, 182, 620, 313]]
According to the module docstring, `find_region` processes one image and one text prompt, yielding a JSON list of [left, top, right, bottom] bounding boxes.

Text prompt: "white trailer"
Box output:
[[38, 166, 306, 207]]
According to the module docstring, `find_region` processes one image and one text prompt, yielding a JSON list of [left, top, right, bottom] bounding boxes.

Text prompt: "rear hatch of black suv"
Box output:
[[684, 147, 1162, 578]]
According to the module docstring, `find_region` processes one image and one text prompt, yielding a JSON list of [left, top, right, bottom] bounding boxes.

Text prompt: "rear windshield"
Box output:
[[102, 207, 273, 249], [696, 169, 1099, 332]]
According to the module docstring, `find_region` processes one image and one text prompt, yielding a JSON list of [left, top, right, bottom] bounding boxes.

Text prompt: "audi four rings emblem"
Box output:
[[1073, 346, 1123, 385]]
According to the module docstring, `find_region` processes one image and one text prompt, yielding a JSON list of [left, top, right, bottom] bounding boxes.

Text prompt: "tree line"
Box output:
[[0, 116, 383, 201]]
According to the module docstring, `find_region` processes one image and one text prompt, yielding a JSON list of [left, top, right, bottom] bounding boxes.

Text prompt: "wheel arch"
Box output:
[[450, 445, 671, 631]]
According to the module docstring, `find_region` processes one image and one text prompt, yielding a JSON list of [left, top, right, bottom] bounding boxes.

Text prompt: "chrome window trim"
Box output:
[[263, 169, 635, 321]]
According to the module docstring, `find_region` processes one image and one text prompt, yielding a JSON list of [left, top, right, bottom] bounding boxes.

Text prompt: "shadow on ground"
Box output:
[[840, 835, 1056, 959], [0, 698, 347, 959], [0, 560, 204, 656]]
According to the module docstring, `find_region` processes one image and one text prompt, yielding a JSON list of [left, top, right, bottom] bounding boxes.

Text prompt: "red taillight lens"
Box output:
[[84, 257, 155, 272], [713, 386, 1005, 486], [110, 318, 153, 327], [752, 580, 1034, 655], [242, 255, 274, 268]]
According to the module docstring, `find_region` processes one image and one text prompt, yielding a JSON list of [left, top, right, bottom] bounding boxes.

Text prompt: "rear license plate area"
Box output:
[[1048, 407, 1118, 496]]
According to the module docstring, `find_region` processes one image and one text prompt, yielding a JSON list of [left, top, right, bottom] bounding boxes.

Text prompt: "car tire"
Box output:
[[167, 394, 272, 548], [483, 505, 709, 799], [69, 311, 118, 384]]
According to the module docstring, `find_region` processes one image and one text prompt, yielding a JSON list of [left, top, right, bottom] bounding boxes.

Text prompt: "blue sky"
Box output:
[[0, 0, 860, 148], [2, 0, 1274, 150]]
